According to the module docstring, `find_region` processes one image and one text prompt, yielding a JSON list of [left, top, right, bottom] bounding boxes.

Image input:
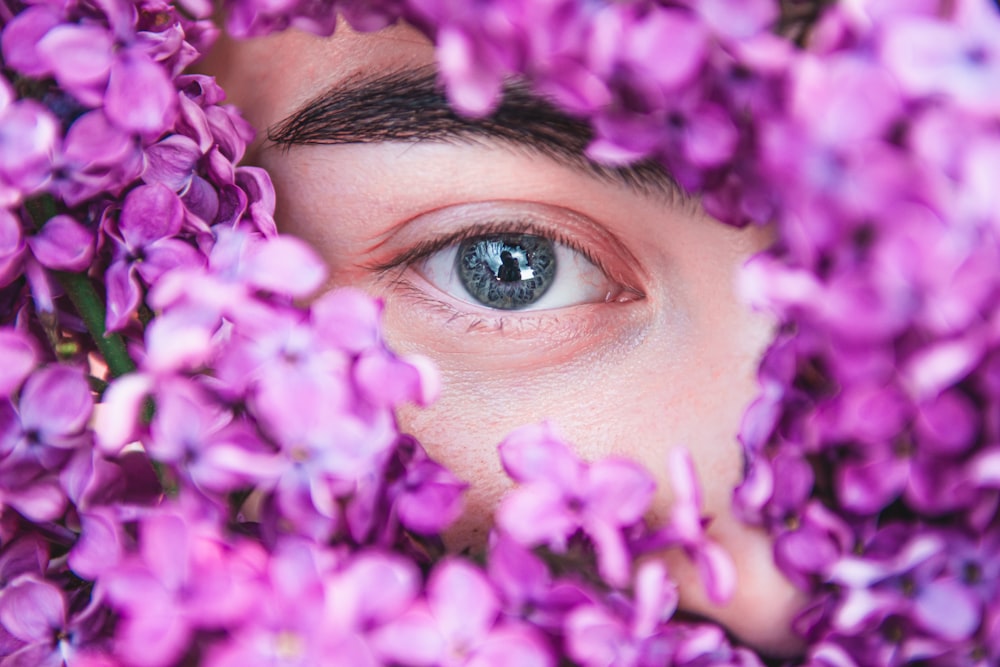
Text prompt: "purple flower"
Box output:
[[69, 507, 127, 581], [0, 574, 110, 667], [0, 533, 47, 587], [584, 5, 719, 169], [203, 542, 417, 667], [406, 0, 523, 116], [145, 377, 280, 493], [2, 2, 180, 138], [830, 531, 980, 643], [564, 561, 678, 667], [0, 365, 92, 521], [880, 0, 1000, 115], [36, 23, 115, 106], [774, 500, 853, 592], [487, 533, 594, 632], [0, 79, 59, 203], [104, 183, 203, 331], [147, 229, 324, 332], [372, 557, 554, 667], [0, 5, 62, 78], [103, 502, 267, 667], [27, 214, 95, 272], [694, 0, 778, 41], [1, 2, 999, 667], [387, 438, 466, 536], [54, 110, 144, 206], [639, 449, 736, 605], [496, 422, 655, 588], [0, 329, 38, 399], [104, 48, 178, 137], [0, 209, 26, 287]]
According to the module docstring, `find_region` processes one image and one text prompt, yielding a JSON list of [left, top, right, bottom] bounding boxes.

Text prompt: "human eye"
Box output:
[[375, 202, 643, 319], [419, 230, 623, 311]]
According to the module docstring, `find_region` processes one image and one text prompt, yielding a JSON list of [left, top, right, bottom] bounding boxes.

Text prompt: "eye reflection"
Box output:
[[457, 234, 556, 309]]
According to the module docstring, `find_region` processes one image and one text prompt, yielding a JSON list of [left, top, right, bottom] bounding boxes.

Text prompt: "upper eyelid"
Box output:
[[366, 218, 604, 276]]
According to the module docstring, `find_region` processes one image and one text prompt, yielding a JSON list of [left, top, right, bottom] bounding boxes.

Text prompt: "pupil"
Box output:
[[456, 234, 557, 310]]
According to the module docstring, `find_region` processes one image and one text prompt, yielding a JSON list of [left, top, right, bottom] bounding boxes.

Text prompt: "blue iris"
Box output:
[[457, 234, 556, 309]]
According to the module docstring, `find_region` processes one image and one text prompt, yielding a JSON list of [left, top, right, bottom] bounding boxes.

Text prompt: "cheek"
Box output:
[[385, 303, 806, 657]]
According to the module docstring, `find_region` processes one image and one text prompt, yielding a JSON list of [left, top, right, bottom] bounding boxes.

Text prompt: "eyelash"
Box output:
[[370, 219, 635, 332], [371, 218, 607, 278]]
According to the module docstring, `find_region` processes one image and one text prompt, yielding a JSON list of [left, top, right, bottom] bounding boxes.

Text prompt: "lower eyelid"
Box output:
[[383, 275, 651, 372], [390, 275, 594, 337]]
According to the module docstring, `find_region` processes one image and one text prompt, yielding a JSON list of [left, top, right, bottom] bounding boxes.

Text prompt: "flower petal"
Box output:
[[119, 183, 186, 248], [105, 49, 178, 136], [0, 329, 38, 398], [0, 577, 65, 642], [428, 559, 499, 646], [19, 365, 93, 441], [28, 214, 94, 271]]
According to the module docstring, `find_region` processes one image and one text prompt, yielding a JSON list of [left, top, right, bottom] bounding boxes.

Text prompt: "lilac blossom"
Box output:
[[0, 78, 59, 203], [0, 574, 111, 667], [54, 109, 144, 206], [104, 183, 203, 331], [102, 500, 268, 667], [879, 0, 1000, 115], [372, 558, 554, 667], [385, 436, 466, 536], [203, 542, 420, 667], [2, 2, 180, 137], [0, 330, 38, 399], [641, 449, 736, 605], [830, 531, 980, 644], [486, 534, 595, 632], [0, 365, 92, 521], [496, 422, 655, 588], [0, 0, 998, 666], [563, 561, 678, 667]]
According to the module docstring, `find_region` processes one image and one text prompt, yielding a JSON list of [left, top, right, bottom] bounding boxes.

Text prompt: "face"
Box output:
[[206, 22, 806, 656]]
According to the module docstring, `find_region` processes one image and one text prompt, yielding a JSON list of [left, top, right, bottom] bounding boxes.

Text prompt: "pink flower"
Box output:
[[372, 558, 554, 667], [0, 574, 111, 667], [564, 561, 678, 667], [104, 183, 204, 331], [102, 501, 267, 667], [0, 365, 93, 521], [497, 422, 654, 588]]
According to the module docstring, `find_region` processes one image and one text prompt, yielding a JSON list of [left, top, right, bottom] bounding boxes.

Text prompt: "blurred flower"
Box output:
[[372, 558, 554, 667], [0, 574, 111, 667], [0, 365, 92, 521], [497, 422, 655, 588]]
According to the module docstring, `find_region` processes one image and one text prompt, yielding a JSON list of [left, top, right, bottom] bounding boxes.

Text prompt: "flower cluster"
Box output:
[[733, 4, 1000, 663], [0, 0, 998, 665]]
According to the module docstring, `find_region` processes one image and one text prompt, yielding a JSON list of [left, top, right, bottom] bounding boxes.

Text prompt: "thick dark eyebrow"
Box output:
[[266, 67, 686, 202]]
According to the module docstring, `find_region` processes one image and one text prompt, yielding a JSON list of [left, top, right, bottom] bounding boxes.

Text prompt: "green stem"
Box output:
[[53, 270, 136, 378], [24, 195, 136, 378], [86, 375, 109, 396]]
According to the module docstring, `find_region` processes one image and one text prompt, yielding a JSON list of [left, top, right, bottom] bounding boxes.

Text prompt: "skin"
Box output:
[[206, 21, 807, 656]]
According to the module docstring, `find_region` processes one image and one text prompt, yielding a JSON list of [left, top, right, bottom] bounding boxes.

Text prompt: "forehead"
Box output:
[[207, 23, 436, 132]]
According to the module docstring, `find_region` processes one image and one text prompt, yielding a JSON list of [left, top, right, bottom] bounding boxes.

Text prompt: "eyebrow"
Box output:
[[266, 67, 686, 202]]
